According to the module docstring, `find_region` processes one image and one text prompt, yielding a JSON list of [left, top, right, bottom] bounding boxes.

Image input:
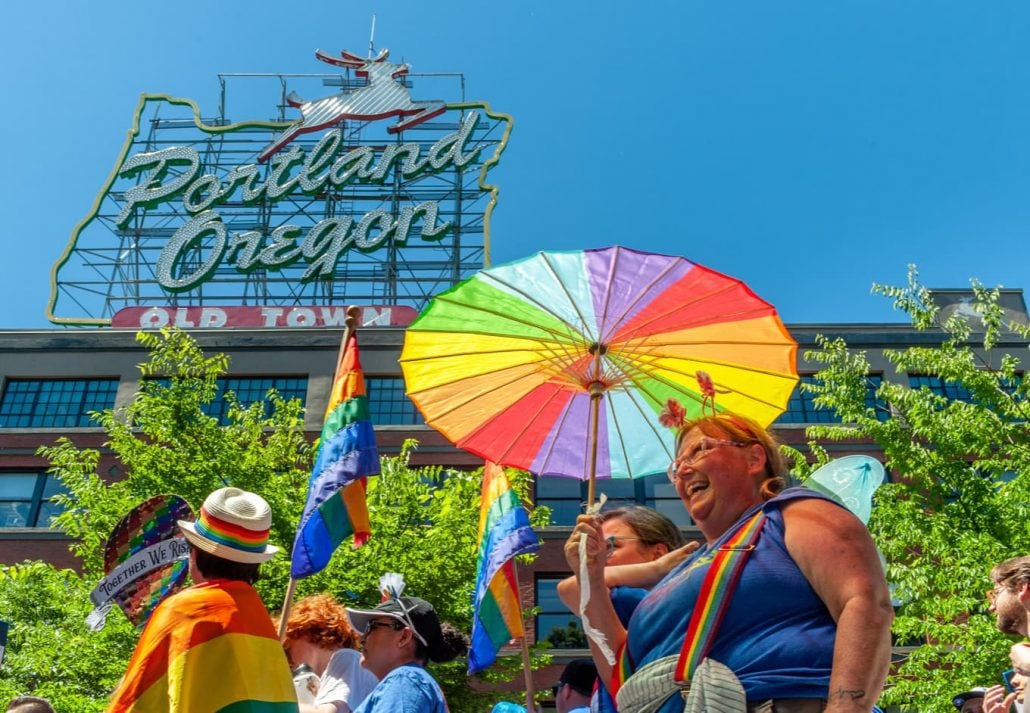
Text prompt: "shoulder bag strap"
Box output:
[[673, 509, 766, 683]]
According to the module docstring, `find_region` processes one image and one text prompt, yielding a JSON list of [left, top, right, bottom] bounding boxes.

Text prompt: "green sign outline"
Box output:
[[47, 94, 513, 326]]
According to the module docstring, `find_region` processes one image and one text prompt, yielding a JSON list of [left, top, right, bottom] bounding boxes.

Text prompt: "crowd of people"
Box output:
[[5, 410, 1030, 712], [103, 486, 469, 713]]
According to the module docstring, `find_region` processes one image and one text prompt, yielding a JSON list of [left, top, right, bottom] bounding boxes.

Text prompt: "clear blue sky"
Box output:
[[3, 1, 1030, 328]]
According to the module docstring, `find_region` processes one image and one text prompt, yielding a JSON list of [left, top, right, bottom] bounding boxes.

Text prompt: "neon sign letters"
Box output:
[[117, 113, 482, 291]]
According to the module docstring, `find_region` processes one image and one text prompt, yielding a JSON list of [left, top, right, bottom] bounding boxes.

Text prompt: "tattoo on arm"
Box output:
[[829, 687, 866, 702]]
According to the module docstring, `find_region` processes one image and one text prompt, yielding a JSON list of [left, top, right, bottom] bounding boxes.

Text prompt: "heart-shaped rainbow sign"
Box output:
[[87, 494, 194, 630]]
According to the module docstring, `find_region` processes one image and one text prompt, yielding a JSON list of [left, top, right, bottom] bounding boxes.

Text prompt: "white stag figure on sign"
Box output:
[[258, 48, 447, 162]]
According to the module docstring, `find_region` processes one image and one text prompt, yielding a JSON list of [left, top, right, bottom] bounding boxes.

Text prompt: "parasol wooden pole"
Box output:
[[511, 561, 536, 711], [585, 382, 605, 509], [278, 305, 363, 642]]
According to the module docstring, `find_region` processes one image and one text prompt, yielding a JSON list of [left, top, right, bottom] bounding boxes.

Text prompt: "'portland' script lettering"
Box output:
[[113, 113, 483, 291]]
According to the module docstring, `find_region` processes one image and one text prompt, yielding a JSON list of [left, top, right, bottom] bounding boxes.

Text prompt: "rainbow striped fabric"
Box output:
[[468, 462, 539, 673], [195, 505, 270, 555], [611, 639, 634, 699], [673, 510, 766, 682], [107, 580, 296, 712], [291, 331, 379, 579], [609, 510, 766, 700]]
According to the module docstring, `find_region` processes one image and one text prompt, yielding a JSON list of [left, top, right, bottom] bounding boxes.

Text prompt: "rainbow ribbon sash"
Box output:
[[609, 510, 766, 700], [673, 510, 766, 682]]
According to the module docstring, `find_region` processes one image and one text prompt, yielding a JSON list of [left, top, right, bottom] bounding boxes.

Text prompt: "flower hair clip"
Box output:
[[659, 398, 686, 430], [659, 371, 726, 434], [696, 370, 718, 416]]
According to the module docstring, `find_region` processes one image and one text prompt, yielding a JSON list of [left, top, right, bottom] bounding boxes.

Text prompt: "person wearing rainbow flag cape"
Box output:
[[107, 487, 297, 712], [565, 408, 893, 713]]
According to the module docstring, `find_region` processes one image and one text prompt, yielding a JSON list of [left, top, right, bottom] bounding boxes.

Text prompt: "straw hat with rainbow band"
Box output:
[[177, 487, 279, 564]]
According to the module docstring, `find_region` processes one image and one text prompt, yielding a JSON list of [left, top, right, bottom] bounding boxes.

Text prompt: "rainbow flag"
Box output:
[[291, 330, 379, 579], [468, 462, 539, 673], [106, 580, 296, 712]]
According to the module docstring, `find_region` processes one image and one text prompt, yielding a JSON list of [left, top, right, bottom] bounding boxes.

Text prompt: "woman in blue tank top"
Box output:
[[564, 411, 893, 713]]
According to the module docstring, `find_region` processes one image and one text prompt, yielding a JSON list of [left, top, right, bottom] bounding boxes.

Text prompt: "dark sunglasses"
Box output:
[[366, 619, 405, 633]]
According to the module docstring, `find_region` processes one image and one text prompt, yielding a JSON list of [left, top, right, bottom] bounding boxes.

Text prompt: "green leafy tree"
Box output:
[[39, 328, 312, 599], [797, 267, 1030, 712], [0, 328, 550, 711], [0, 562, 137, 711], [0, 329, 313, 710]]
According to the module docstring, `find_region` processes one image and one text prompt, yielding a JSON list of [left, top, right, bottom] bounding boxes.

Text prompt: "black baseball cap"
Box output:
[[346, 596, 446, 660], [554, 658, 598, 697], [953, 688, 986, 710]]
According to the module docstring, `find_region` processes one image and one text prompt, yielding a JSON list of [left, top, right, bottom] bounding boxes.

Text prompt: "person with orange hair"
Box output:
[[283, 594, 378, 713]]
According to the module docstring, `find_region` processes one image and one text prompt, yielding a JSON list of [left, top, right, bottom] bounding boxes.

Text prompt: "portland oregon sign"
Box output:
[[48, 47, 511, 326]]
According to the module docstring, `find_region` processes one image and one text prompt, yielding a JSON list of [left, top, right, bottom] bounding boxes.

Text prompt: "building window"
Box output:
[[535, 473, 691, 527], [535, 576, 585, 647], [864, 375, 888, 419], [775, 374, 887, 424], [149, 376, 307, 425], [205, 377, 308, 425], [0, 379, 119, 428], [909, 373, 1024, 404], [366, 377, 425, 425], [908, 374, 973, 403], [0, 472, 67, 528]]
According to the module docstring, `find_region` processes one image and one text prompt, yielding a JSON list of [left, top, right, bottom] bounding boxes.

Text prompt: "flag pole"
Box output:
[[277, 578, 298, 641], [279, 305, 363, 642], [511, 561, 536, 712]]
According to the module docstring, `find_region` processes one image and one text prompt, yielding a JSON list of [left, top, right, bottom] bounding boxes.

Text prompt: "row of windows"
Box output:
[[905, 374, 1023, 402], [1, 471, 684, 531], [0, 376, 422, 428], [0, 379, 121, 428], [1, 471, 688, 530], [1, 373, 1015, 430], [774, 375, 887, 424], [0, 372, 1005, 530], [773, 372, 1026, 424], [147, 377, 311, 425]]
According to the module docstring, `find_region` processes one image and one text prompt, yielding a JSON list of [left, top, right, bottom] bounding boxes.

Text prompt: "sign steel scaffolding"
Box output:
[[48, 61, 511, 326]]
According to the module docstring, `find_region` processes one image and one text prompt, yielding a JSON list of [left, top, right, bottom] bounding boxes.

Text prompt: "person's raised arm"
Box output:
[[562, 514, 629, 685], [783, 498, 894, 713], [557, 542, 699, 609]]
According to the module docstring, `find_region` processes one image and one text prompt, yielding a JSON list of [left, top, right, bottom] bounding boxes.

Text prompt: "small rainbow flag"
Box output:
[[468, 462, 539, 673], [106, 580, 296, 712], [291, 330, 379, 579]]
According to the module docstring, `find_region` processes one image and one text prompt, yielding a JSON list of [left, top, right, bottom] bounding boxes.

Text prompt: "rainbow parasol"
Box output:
[[400, 246, 798, 497]]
